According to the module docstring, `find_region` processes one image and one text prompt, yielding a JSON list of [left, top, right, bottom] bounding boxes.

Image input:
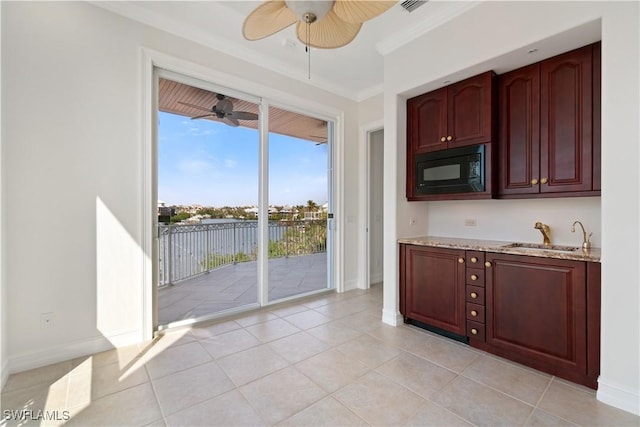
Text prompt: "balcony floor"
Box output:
[[158, 253, 327, 325]]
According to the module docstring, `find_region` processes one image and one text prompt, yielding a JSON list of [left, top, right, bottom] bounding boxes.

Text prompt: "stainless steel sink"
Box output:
[[502, 242, 580, 253]]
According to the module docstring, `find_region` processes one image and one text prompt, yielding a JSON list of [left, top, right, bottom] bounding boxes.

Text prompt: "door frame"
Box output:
[[141, 48, 345, 338], [358, 120, 384, 290]]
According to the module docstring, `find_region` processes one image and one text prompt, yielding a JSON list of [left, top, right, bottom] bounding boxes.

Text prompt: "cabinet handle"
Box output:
[[458, 258, 465, 264], [531, 178, 539, 185], [447, 135, 453, 141], [471, 310, 478, 317], [471, 274, 478, 281], [471, 257, 478, 263], [485, 261, 492, 268], [470, 292, 478, 299], [540, 177, 548, 184], [471, 328, 478, 335], [440, 136, 446, 142]]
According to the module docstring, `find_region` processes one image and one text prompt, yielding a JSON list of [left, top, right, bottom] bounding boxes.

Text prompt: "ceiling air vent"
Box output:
[[400, 0, 427, 13]]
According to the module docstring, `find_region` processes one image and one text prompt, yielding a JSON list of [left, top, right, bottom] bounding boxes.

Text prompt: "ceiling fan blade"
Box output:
[[243, 0, 297, 40], [190, 114, 214, 120], [296, 10, 362, 49], [224, 117, 240, 127], [227, 111, 259, 121], [178, 101, 213, 113], [333, 0, 397, 24]]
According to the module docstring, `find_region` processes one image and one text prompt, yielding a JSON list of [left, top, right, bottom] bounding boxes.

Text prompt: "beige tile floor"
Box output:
[[2, 284, 639, 426]]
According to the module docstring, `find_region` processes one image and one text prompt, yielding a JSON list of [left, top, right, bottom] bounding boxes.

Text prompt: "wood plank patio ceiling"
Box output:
[[158, 79, 327, 144]]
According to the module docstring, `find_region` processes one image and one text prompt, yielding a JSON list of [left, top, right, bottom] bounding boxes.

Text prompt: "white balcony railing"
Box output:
[[158, 220, 326, 286]]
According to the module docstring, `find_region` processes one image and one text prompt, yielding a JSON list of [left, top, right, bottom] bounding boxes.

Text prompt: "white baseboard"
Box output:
[[369, 272, 383, 285], [342, 279, 358, 292], [597, 377, 640, 416], [381, 308, 403, 326], [1, 358, 8, 391], [8, 330, 141, 375]]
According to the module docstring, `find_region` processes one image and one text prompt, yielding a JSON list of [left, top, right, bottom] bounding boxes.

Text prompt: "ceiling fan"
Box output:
[[242, 0, 397, 49], [178, 94, 258, 127]]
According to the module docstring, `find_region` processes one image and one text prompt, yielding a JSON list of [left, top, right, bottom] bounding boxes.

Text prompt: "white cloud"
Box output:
[[224, 158, 238, 168]]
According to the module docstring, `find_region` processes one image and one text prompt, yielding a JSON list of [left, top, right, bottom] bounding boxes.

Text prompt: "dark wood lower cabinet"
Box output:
[[474, 253, 600, 388], [400, 244, 601, 389], [399, 244, 466, 336]]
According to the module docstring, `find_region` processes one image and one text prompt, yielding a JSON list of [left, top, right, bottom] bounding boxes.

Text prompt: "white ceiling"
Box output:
[[93, 1, 480, 101]]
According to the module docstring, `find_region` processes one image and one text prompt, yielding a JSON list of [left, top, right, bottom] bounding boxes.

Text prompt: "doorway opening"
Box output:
[[367, 129, 384, 288], [154, 72, 334, 330]]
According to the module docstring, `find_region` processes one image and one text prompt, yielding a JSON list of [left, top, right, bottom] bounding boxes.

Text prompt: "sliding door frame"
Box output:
[[141, 48, 344, 338]]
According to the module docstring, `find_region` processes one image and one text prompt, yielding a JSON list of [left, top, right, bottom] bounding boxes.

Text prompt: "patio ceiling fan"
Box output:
[[178, 95, 258, 127], [243, 1, 397, 49]]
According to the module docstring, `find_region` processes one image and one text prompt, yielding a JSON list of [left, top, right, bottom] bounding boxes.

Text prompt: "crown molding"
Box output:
[[90, 1, 361, 101], [376, 1, 481, 56]]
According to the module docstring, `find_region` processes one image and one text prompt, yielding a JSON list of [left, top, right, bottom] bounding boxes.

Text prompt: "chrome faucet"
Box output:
[[534, 222, 552, 246], [571, 220, 592, 251]]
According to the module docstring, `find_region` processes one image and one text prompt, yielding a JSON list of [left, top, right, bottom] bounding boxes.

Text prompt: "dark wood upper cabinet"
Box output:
[[400, 244, 466, 336], [498, 63, 541, 195], [498, 42, 600, 198], [448, 72, 496, 148], [541, 44, 593, 193], [407, 71, 496, 155], [407, 88, 448, 153]]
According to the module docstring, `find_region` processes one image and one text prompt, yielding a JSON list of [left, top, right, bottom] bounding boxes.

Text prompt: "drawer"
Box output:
[[466, 268, 485, 287], [466, 285, 485, 304], [466, 302, 485, 323], [466, 251, 485, 266], [467, 320, 485, 341]]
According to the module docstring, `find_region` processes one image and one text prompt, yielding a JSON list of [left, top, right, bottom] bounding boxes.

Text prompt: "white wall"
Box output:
[[424, 197, 601, 247], [383, 1, 639, 415], [0, 1, 6, 389], [2, 2, 361, 372]]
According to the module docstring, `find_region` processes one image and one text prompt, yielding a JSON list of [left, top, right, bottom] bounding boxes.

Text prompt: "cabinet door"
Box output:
[[485, 254, 587, 376], [498, 63, 541, 196], [407, 88, 448, 154], [402, 245, 466, 335], [540, 45, 593, 193], [448, 71, 495, 147]]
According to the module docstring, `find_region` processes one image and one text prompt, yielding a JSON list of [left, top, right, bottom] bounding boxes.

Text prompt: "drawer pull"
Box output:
[[471, 310, 478, 317], [471, 328, 478, 335], [458, 258, 465, 264], [440, 136, 446, 142], [447, 135, 453, 141], [470, 292, 478, 299], [470, 274, 478, 281], [471, 257, 478, 263], [485, 261, 492, 268]]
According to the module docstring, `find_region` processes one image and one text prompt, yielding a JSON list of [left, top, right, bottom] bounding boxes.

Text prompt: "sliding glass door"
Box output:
[[267, 105, 332, 303], [155, 71, 334, 329]]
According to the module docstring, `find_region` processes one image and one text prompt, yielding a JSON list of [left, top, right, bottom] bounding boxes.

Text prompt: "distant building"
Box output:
[[157, 200, 173, 224]]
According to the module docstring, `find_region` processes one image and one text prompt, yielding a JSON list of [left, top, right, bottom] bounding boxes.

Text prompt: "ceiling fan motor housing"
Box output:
[[285, 1, 335, 23]]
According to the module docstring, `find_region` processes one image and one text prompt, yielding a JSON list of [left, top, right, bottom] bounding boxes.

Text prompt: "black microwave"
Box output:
[[415, 144, 485, 195]]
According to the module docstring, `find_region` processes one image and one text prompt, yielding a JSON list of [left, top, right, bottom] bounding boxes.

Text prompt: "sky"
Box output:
[[158, 111, 328, 207]]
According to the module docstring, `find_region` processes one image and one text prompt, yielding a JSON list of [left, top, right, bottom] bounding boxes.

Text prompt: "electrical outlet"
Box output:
[[464, 218, 477, 227], [41, 312, 54, 328]]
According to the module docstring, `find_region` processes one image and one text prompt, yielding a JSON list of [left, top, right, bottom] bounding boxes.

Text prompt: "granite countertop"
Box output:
[[398, 236, 601, 263]]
